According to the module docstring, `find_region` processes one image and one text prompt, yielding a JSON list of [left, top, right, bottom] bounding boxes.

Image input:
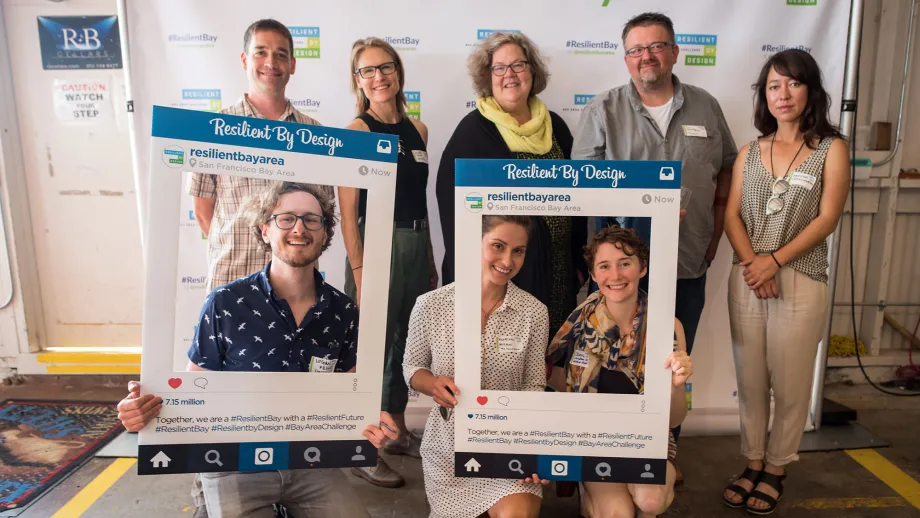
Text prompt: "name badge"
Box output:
[[412, 150, 429, 164], [570, 350, 590, 368], [497, 336, 524, 354], [789, 172, 817, 190], [682, 125, 708, 138], [309, 356, 338, 373]]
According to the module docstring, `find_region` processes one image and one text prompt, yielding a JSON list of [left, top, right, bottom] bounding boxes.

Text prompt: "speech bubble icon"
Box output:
[[193, 377, 208, 389], [304, 447, 321, 463], [498, 396, 509, 406], [487, 202, 494, 210], [189, 158, 197, 167]]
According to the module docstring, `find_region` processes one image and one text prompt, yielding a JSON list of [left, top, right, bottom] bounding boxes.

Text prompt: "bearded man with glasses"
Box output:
[[116, 183, 399, 518], [571, 12, 738, 488]]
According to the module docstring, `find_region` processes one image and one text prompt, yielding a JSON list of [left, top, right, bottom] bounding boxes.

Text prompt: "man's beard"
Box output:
[[274, 244, 323, 269], [637, 60, 667, 90]]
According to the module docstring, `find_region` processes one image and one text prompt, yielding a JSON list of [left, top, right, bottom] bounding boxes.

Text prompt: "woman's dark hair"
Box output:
[[753, 49, 842, 148], [585, 226, 649, 271], [482, 215, 532, 236]]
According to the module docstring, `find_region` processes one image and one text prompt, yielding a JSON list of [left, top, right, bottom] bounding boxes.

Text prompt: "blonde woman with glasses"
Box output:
[[722, 49, 849, 515], [342, 37, 438, 489]]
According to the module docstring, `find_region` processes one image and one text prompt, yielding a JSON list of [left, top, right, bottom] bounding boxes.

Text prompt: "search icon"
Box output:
[[595, 462, 612, 478], [508, 459, 524, 475], [205, 450, 223, 467], [304, 447, 321, 463]]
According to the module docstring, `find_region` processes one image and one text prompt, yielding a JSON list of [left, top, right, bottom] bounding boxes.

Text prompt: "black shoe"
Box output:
[[722, 466, 763, 508], [745, 471, 786, 515]]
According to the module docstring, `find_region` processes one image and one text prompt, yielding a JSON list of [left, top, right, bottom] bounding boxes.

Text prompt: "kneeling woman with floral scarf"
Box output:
[[546, 226, 693, 518]]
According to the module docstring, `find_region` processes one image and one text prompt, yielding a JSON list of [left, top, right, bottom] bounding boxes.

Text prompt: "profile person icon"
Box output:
[[640, 463, 655, 479], [351, 445, 366, 462]]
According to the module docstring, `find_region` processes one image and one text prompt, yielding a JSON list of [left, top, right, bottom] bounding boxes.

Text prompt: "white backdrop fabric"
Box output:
[[125, 0, 850, 433]]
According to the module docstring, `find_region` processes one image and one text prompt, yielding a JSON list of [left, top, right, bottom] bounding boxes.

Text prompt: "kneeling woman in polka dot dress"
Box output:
[[403, 215, 549, 518]]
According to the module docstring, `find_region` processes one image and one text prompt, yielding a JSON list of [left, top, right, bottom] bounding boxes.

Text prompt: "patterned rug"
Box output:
[[0, 399, 123, 510]]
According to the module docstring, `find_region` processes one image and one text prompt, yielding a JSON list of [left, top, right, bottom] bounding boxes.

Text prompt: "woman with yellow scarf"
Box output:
[[435, 31, 588, 343]]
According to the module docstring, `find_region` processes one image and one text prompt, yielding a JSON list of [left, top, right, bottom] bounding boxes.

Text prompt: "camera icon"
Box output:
[[551, 460, 568, 477], [254, 447, 274, 465]]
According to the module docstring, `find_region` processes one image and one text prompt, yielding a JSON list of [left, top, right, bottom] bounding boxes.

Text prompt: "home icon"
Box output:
[[151, 451, 172, 469], [464, 458, 482, 473]]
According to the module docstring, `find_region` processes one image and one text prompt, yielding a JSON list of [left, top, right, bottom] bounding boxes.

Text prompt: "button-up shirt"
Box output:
[[188, 263, 359, 373], [186, 95, 332, 292], [572, 76, 737, 279]]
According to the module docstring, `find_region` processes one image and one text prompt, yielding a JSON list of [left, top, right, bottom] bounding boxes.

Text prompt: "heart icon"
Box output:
[[476, 396, 488, 406], [168, 378, 182, 389], [468, 414, 473, 418]]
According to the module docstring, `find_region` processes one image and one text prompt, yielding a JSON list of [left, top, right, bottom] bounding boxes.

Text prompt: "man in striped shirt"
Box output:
[[184, 18, 400, 518], [188, 19, 329, 294]]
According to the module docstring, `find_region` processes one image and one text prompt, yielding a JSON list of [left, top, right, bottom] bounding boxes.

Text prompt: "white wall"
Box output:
[[0, 0, 142, 360]]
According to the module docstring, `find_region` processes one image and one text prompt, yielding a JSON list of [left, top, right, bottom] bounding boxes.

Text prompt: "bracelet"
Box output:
[[352, 265, 363, 271], [770, 252, 782, 269]]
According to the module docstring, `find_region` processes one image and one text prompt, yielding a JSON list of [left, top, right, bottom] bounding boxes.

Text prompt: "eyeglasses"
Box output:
[[270, 213, 326, 231], [355, 61, 397, 79], [765, 177, 791, 215], [491, 60, 529, 76], [624, 41, 673, 58]]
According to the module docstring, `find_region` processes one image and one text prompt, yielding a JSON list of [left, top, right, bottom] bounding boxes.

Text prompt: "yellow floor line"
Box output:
[[51, 458, 136, 518], [846, 449, 920, 510], [37, 352, 141, 364], [794, 496, 906, 509]]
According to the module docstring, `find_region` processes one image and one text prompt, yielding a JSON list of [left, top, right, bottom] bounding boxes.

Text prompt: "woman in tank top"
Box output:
[[722, 49, 849, 515], [341, 37, 437, 489]]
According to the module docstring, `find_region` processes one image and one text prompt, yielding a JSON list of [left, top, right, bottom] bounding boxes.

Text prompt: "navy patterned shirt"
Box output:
[[188, 263, 359, 373]]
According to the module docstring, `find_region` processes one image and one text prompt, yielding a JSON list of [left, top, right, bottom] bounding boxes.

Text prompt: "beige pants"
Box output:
[[728, 265, 828, 466]]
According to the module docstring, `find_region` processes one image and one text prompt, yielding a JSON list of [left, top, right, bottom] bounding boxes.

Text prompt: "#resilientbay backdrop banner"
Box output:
[[125, 0, 850, 433]]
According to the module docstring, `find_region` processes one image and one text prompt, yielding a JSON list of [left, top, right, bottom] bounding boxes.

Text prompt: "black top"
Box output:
[[598, 368, 640, 395], [358, 114, 428, 221], [435, 109, 578, 286]]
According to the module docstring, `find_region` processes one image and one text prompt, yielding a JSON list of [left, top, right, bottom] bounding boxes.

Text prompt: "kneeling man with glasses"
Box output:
[[117, 182, 397, 518]]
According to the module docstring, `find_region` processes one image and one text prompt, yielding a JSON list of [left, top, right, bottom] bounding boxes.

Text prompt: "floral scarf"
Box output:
[[547, 290, 648, 393]]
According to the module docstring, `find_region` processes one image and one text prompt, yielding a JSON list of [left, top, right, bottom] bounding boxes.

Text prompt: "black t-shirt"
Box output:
[[598, 368, 640, 395], [357, 113, 428, 221]]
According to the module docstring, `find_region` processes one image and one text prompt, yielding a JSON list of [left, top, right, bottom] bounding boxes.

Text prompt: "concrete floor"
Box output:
[[5, 376, 919, 517]]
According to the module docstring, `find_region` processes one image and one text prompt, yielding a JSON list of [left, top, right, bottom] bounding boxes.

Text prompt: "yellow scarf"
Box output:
[[476, 96, 553, 155]]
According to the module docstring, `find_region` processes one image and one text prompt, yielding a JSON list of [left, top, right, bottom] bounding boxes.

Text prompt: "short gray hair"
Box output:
[[621, 12, 675, 44], [467, 32, 549, 99]]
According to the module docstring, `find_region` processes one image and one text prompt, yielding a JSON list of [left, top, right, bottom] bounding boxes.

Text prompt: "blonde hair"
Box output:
[[467, 32, 550, 99], [349, 37, 407, 117]]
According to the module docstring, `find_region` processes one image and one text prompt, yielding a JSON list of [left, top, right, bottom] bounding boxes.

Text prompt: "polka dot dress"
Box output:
[[734, 137, 834, 283], [403, 282, 549, 518]]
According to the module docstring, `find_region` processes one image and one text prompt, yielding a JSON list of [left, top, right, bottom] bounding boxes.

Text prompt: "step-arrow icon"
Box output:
[[464, 457, 481, 473]]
